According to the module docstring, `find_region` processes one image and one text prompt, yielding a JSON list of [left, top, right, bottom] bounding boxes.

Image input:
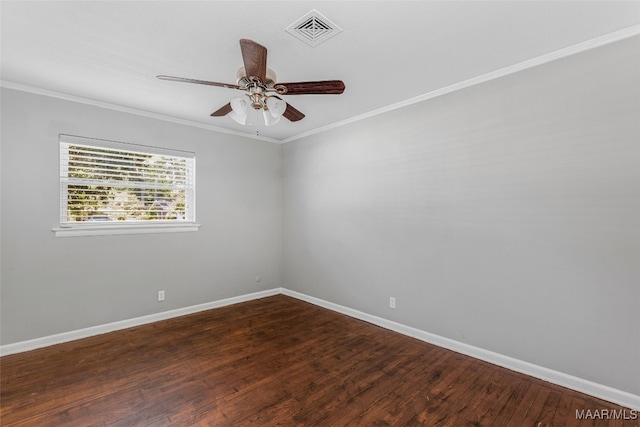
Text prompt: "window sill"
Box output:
[[52, 223, 201, 237]]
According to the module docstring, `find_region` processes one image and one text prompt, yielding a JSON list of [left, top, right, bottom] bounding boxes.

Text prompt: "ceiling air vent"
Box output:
[[286, 9, 342, 47]]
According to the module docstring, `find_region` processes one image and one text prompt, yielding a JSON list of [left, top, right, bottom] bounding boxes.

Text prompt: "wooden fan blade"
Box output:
[[239, 39, 267, 83], [157, 75, 241, 90], [272, 96, 305, 122], [276, 80, 345, 95], [282, 103, 305, 122], [211, 103, 233, 117]]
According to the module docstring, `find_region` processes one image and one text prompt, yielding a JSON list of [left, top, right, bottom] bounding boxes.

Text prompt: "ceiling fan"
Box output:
[[157, 39, 345, 126]]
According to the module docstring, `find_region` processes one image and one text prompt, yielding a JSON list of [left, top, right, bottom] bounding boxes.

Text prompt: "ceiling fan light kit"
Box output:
[[157, 38, 345, 127], [228, 95, 287, 127]]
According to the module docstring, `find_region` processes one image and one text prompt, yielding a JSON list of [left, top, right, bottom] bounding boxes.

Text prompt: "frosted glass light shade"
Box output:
[[266, 97, 287, 118], [229, 96, 249, 124], [263, 109, 281, 126]]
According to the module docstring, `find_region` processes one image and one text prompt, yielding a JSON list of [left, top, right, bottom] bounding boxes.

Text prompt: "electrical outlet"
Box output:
[[389, 297, 396, 309], [158, 290, 165, 302]]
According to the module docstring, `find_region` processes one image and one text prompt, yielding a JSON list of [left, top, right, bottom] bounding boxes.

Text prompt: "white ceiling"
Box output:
[[1, 1, 639, 142]]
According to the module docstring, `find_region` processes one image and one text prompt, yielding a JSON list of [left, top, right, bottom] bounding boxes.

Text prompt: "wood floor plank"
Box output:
[[1, 295, 636, 426]]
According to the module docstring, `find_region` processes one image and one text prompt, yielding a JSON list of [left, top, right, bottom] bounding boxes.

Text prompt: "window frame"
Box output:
[[53, 134, 200, 237]]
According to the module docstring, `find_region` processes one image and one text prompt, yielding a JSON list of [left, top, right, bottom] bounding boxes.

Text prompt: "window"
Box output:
[[55, 135, 198, 237]]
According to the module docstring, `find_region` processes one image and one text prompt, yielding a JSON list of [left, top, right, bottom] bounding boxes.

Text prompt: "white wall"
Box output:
[[0, 88, 282, 344], [283, 36, 640, 395]]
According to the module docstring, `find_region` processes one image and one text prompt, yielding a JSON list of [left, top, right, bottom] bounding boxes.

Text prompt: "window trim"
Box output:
[[52, 222, 200, 238], [54, 134, 199, 237]]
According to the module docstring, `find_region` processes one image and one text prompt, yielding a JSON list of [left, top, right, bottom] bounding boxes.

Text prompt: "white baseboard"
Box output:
[[0, 288, 280, 357], [2, 286, 638, 410], [280, 288, 640, 411]]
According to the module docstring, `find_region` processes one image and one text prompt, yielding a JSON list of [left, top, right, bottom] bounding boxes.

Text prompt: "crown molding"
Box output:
[[0, 80, 281, 144], [3, 25, 638, 145], [281, 24, 640, 144]]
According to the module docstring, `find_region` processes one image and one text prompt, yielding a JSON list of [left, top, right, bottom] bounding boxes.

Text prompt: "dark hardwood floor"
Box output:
[[1, 295, 637, 426]]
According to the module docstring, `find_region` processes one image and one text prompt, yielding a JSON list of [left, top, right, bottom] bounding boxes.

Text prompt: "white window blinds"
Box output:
[[59, 135, 195, 226]]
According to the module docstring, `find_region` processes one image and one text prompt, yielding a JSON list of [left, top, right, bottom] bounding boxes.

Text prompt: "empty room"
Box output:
[[1, 1, 639, 425]]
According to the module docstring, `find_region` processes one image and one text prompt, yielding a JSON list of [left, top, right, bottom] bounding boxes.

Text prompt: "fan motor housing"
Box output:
[[236, 66, 277, 88]]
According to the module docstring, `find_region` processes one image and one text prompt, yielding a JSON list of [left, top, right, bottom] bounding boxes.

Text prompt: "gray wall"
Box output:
[[2, 36, 638, 397], [283, 36, 640, 395], [1, 88, 283, 344]]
